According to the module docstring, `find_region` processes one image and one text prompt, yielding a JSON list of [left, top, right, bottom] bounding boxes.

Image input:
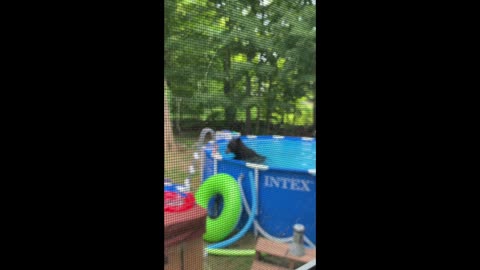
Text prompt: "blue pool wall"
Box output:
[[202, 136, 316, 244]]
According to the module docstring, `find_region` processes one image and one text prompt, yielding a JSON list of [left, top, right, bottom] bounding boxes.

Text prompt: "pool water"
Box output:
[[216, 136, 316, 171]]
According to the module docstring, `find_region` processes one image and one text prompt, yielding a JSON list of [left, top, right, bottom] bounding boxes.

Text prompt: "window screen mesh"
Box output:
[[164, 1, 316, 269]]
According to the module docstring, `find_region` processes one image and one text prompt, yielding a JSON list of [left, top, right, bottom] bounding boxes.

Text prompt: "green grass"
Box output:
[[203, 232, 257, 270], [204, 231, 298, 270]]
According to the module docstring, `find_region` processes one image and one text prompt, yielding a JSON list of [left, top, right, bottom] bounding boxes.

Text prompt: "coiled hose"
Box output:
[[205, 171, 257, 255]]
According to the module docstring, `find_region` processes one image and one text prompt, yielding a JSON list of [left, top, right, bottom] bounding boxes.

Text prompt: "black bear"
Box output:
[[226, 138, 266, 164]]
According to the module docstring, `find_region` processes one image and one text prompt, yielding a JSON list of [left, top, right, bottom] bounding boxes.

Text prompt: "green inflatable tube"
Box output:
[[195, 173, 242, 242], [207, 249, 256, 256]]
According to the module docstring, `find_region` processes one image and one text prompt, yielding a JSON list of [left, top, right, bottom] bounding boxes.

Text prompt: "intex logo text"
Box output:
[[264, 176, 313, 192]]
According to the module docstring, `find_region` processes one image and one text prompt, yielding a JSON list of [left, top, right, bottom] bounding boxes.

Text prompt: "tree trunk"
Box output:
[[245, 72, 252, 134], [176, 98, 182, 133], [223, 48, 236, 126], [245, 49, 256, 135], [292, 103, 297, 125], [255, 106, 261, 135], [313, 44, 316, 128], [222, 13, 237, 127], [164, 80, 177, 152], [265, 77, 273, 134], [313, 81, 316, 128], [256, 77, 264, 134]]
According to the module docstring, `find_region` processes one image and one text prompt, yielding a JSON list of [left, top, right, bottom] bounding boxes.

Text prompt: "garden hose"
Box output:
[[196, 173, 257, 256]]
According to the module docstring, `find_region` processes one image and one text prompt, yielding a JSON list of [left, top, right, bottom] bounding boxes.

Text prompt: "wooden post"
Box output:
[[164, 79, 177, 152]]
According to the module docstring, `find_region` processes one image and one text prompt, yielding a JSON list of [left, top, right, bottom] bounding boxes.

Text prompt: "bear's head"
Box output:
[[226, 138, 242, 154]]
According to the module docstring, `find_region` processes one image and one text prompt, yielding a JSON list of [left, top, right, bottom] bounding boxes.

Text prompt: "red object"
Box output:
[[164, 191, 195, 212]]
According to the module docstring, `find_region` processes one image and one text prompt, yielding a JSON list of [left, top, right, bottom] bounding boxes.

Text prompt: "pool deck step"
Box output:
[[251, 260, 289, 270], [251, 237, 316, 270]]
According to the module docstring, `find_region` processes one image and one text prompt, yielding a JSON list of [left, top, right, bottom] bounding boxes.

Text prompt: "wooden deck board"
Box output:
[[251, 260, 289, 270], [255, 237, 290, 258], [255, 237, 316, 263]]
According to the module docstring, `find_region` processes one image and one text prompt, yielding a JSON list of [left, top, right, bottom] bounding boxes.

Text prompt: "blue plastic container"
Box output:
[[202, 136, 316, 244], [164, 180, 187, 198]]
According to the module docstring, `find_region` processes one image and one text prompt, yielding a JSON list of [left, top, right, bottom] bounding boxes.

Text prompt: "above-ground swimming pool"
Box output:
[[202, 135, 316, 244]]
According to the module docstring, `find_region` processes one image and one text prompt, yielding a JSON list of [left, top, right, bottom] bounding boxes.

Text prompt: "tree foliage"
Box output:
[[165, 0, 316, 133]]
